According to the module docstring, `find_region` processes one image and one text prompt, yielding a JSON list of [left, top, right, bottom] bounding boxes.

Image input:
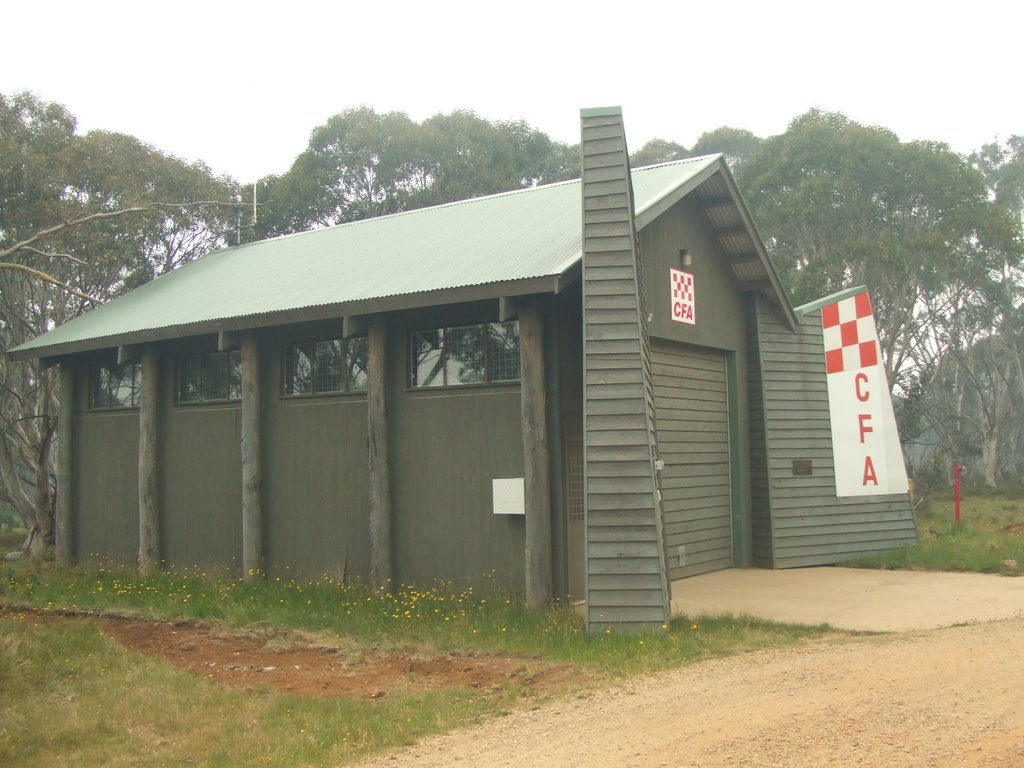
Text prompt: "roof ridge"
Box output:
[[221, 159, 719, 254], [217, 174, 585, 254]]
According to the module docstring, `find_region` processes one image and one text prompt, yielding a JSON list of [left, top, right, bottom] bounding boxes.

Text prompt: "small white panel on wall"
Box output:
[[492, 478, 525, 515]]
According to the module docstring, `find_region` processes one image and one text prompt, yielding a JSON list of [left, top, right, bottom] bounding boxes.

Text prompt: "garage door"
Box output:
[[652, 340, 733, 580]]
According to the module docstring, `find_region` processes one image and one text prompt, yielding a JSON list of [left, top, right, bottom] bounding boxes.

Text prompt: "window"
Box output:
[[178, 350, 242, 403], [283, 338, 368, 396], [410, 321, 520, 387], [90, 363, 141, 409]]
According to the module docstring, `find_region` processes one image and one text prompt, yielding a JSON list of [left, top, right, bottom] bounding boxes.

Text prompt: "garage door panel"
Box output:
[[660, 463, 731, 480], [664, 530, 732, 551], [652, 339, 732, 580]]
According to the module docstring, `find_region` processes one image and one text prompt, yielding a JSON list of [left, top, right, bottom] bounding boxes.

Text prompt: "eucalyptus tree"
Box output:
[[630, 138, 689, 168], [252, 107, 577, 238], [690, 126, 761, 171], [0, 91, 235, 556], [738, 110, 1022, 484], [410, 110, 562, 207], [972, 136, 1024, 221], [739, 110, 1019, 393]]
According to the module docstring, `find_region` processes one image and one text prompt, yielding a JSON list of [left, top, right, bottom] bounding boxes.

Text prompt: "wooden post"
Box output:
[[241, 333, 263, 580], [367, 316, 393, 591], [520, 297, 553, 606], [55, 362, 74, 568], [138, 347, 160, 573]]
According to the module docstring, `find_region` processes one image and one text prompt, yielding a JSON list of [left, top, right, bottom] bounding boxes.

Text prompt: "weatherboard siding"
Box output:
[[746, 295, 775, 567], [755, 299, 918, 566], [581, 109, 669, 631]]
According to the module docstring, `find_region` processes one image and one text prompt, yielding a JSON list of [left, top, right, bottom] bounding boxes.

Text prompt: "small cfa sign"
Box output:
[[670, 268, 695, 325], [821, 291, 908, 497]]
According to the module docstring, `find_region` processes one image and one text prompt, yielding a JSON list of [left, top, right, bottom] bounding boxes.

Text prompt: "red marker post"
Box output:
[[954, 463, 962, 525]]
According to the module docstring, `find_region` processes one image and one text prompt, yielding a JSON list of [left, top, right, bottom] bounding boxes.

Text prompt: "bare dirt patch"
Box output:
[[1001, 522, 1024, 537], [1, 607, 576, 700]]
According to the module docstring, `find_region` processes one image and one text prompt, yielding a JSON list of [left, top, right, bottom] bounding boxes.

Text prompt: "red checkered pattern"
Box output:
[[671, 269, 694, 304], [821, 291, 879, 374]]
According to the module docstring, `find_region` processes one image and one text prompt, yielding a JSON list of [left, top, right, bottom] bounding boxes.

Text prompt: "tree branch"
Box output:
[[0, 262, 98, 303], [0, 200, 232, 262], [15, 245, 88, 265]]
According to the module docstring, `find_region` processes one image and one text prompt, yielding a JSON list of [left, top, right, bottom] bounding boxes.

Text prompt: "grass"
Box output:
[[0, 610, 495, 767], [1, 562, 827, 674], [19, 482, 1020, 768], [846, 489, 1024, 574], [1, 558, 832, 767]]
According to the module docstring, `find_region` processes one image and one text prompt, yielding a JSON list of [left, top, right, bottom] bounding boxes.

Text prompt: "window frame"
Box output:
[[409, 320, 520, 389], [280, 336, 369, 398], [176, 349, 242, 405], [88, 362, 142, 410]]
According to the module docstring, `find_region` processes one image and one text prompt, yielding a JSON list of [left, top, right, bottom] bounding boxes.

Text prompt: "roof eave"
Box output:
[[9, 273, 572, 361], [636, 157, 798, 332]]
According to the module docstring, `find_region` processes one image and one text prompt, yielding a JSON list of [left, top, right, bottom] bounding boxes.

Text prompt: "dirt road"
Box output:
[[353, 619, 1024, 767]]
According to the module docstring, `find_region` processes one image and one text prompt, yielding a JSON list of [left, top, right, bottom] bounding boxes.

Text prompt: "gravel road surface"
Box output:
[[353, 619, 1024, 767]]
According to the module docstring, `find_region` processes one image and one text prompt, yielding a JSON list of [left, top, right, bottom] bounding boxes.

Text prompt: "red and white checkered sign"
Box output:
[[821, 291, 878, 374], [670, 268, 695, 325]]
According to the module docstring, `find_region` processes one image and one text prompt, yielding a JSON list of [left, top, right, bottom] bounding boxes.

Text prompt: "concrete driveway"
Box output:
[[670, 567, 1024, 632]]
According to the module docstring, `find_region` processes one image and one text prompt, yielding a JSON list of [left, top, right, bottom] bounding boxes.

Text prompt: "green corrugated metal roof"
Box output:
[[13, 156, 723, 359]]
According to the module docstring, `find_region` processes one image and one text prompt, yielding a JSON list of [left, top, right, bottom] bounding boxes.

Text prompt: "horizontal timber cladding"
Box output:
[[581, 108, 669, 631], [73, 358, 139, 565], [754, 297, 917, 567], [651, 340, 733, 579]]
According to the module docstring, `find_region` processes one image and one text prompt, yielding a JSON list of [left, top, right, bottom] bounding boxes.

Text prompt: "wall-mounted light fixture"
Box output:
[[679, 248, 692, 267]]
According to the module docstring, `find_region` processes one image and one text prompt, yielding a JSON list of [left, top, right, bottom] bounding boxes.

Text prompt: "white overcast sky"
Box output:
[[2, 0, 1020, 183]]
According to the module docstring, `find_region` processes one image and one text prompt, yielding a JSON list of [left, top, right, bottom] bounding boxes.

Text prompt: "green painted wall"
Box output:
[[260, 321, 370, 581], [72, 356, 138, 565], [553, 283, 583, 600], [388, 302, 526, 593], [64, 294, 574, 595], [637, 196, 753, 568], [159, 336, 242, 574], [755, 300, 918, 565], [745, 295, 775, 567], [641, 198, 746, 349]]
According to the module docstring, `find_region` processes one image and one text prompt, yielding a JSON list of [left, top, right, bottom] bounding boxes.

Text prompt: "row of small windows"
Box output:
[[411, 321, 520, 387], [88, 321, 521, 409]]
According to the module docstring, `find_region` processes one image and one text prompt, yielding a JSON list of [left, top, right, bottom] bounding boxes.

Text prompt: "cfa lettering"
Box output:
[[855, 371, 878, 486], [673, 302, 694, 321]]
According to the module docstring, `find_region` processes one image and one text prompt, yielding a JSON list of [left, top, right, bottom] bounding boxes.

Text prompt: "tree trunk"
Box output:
[[28, 416, 55, 559], [138, 347, 160, 573], [520, 298, 552, 607], [55, 361, 74, 567], [982, 436, 999, 487], [368, 317, 392, 591], [241, 333, 263, 580]]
